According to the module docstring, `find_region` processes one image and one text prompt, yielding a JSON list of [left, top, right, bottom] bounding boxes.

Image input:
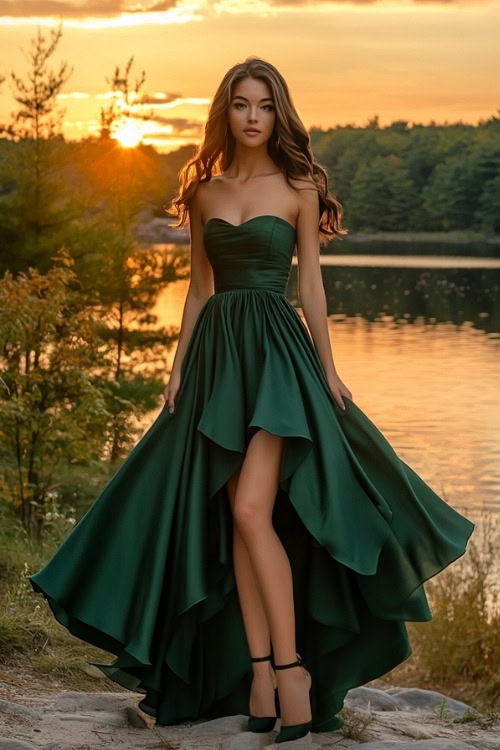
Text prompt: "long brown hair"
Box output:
[[168, 56, 348, 246]]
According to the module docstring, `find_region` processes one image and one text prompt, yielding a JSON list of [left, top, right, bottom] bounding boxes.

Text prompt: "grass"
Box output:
[[374, 510, 500, 714], [453, 706, 500, 729], [338, 705, 375, 741], [0, 494, 122, 696]]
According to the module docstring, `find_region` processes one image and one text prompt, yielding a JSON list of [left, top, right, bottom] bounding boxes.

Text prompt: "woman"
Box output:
[[29, 56, 475, 746]]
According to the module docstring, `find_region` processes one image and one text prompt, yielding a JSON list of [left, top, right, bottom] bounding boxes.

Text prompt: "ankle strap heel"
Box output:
[[274, 652, 308, 671], [250, 654, 272, 662], [273, 653, 312, 744], [247, 653, 279, 733]]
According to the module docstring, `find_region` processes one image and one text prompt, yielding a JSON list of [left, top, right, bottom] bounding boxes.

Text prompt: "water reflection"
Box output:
[[291, 258, 500, 334], [153, 249, 500, 517]]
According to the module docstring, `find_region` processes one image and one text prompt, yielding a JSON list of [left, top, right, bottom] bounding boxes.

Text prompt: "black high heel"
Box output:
[[274, 652, 312, 743], [247, 654, 279, 733]]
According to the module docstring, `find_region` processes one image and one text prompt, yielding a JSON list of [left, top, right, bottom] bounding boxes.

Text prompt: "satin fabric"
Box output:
[[28, 214, 475, 732]]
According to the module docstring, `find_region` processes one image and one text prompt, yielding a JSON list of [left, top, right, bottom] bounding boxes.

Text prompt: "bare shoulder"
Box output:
[[192, 178, 213, 203], [289, 176, 318, 205], [191, 177, 222, 219], [189, 179, 210, 220], [289, 176, 317, 193], [289, 177, 319, 221]]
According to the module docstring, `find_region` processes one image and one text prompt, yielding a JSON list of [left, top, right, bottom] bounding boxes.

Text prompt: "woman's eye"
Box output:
[[234, 103, 274, 111]]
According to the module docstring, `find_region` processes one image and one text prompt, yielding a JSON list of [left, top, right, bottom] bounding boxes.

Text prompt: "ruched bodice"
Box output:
[[203, 214, 296, 294]]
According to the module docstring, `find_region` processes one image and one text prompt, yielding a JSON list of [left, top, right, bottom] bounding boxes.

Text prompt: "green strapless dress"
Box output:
[[28, 214, 475, 733]]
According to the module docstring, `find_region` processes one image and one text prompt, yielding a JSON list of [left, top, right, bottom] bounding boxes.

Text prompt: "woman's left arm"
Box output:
[[295, 181, 353, 410]]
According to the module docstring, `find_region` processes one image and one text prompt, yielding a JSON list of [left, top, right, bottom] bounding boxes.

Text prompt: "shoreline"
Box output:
[[137, 218, 500, 251], [339, 230, 500, 245]]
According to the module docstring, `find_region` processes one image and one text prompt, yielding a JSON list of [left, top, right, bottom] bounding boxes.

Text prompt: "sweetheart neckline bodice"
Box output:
[[202, 212, 296, 295], [204, 214, 296, 234]]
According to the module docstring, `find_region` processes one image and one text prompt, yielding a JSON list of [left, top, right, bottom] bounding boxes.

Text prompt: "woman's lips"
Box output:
[[244, 129, 261, 136]]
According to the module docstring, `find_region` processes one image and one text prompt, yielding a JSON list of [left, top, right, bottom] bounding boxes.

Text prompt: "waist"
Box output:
[[213, 266, 289, 295], [213, 286, 286, 296]]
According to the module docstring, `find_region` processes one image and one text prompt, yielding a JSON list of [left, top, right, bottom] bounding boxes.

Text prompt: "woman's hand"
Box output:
[[163, 368, 181, 413], [327, 371, 353, 411]]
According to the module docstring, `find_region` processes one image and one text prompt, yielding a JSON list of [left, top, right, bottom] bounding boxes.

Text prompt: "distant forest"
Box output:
[[309, 114, 500, 235]]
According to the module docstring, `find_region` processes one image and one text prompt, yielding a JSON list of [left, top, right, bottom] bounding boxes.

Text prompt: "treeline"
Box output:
[[311, 115, 500, 235], [2, 111, 500, 244]]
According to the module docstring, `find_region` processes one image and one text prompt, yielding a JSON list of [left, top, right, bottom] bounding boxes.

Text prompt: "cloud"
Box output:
[[137, 92, 183, 105], [0, 0, 488, 17], [57, 91, 90, 98], [268, 0, 488, 4], [0, 0, 180, 18], [148, 115, 203, 130]]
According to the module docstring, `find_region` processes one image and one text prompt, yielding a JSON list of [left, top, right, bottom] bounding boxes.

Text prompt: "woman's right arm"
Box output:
[[164, 186, 214, 412]]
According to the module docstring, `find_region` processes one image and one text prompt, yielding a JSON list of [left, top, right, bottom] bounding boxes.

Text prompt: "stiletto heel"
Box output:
[[247, 654, 279, 733], [274, 653, 312, 744]]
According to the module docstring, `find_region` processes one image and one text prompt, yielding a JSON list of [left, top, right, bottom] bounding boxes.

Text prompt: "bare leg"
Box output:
[[226, 465, 277, 717], [226, 429, 311, 726]]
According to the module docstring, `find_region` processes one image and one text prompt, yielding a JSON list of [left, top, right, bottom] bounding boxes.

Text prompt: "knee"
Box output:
[[232, 496, 269, 531]]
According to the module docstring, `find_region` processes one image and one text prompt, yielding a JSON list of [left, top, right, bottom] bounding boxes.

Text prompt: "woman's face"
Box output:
[[227, 76, 276, 148]]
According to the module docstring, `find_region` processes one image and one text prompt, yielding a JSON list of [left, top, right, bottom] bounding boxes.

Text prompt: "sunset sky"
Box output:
[[0, 0, 498, 153]]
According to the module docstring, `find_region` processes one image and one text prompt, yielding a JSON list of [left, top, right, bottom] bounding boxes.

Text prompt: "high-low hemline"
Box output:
[[28, 216, 475, 731]]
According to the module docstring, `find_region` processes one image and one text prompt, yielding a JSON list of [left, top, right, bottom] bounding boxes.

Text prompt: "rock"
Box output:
[[0, 700, 41, 722], [51, 690, 135, 713], [56, 709, 127, 726], [265, 734, 315, 750], [390, 688, 477, 716], [81, 663, 108, 678], [0, 685, 494, 750], [190, 714, 249, 736], [125, 705, 150, 728], [222, 731, 272, 748], [135, 217, 189, 244], [349, 741, 475, 749], [345, 686, 403, 711]]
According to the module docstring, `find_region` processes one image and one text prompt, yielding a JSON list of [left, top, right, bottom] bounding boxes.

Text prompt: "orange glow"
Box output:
[[113, 119, 143, 148], [0, 2, 497, 154]]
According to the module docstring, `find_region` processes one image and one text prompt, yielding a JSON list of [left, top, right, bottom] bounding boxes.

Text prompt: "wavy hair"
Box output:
[[168, 56, 348, 245]]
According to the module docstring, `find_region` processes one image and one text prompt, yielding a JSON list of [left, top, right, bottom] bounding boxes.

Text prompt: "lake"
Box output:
[[151, 248, 500, 519]]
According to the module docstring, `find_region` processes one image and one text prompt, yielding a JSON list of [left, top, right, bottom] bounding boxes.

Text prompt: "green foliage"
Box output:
[[0, 25, 186, 479], [48, 460, 119, 521], [67, 140, 186, 461], [477, 174, 500, 233], [350, 154, 418, 231], [0, 250, 114, 538], [422, 154, 481, 230], [0, 23, 80, 275], [311, 113, 500, 235]]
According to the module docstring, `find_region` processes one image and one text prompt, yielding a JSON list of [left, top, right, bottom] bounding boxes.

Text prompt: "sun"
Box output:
[[113, 119, 143, 148]]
